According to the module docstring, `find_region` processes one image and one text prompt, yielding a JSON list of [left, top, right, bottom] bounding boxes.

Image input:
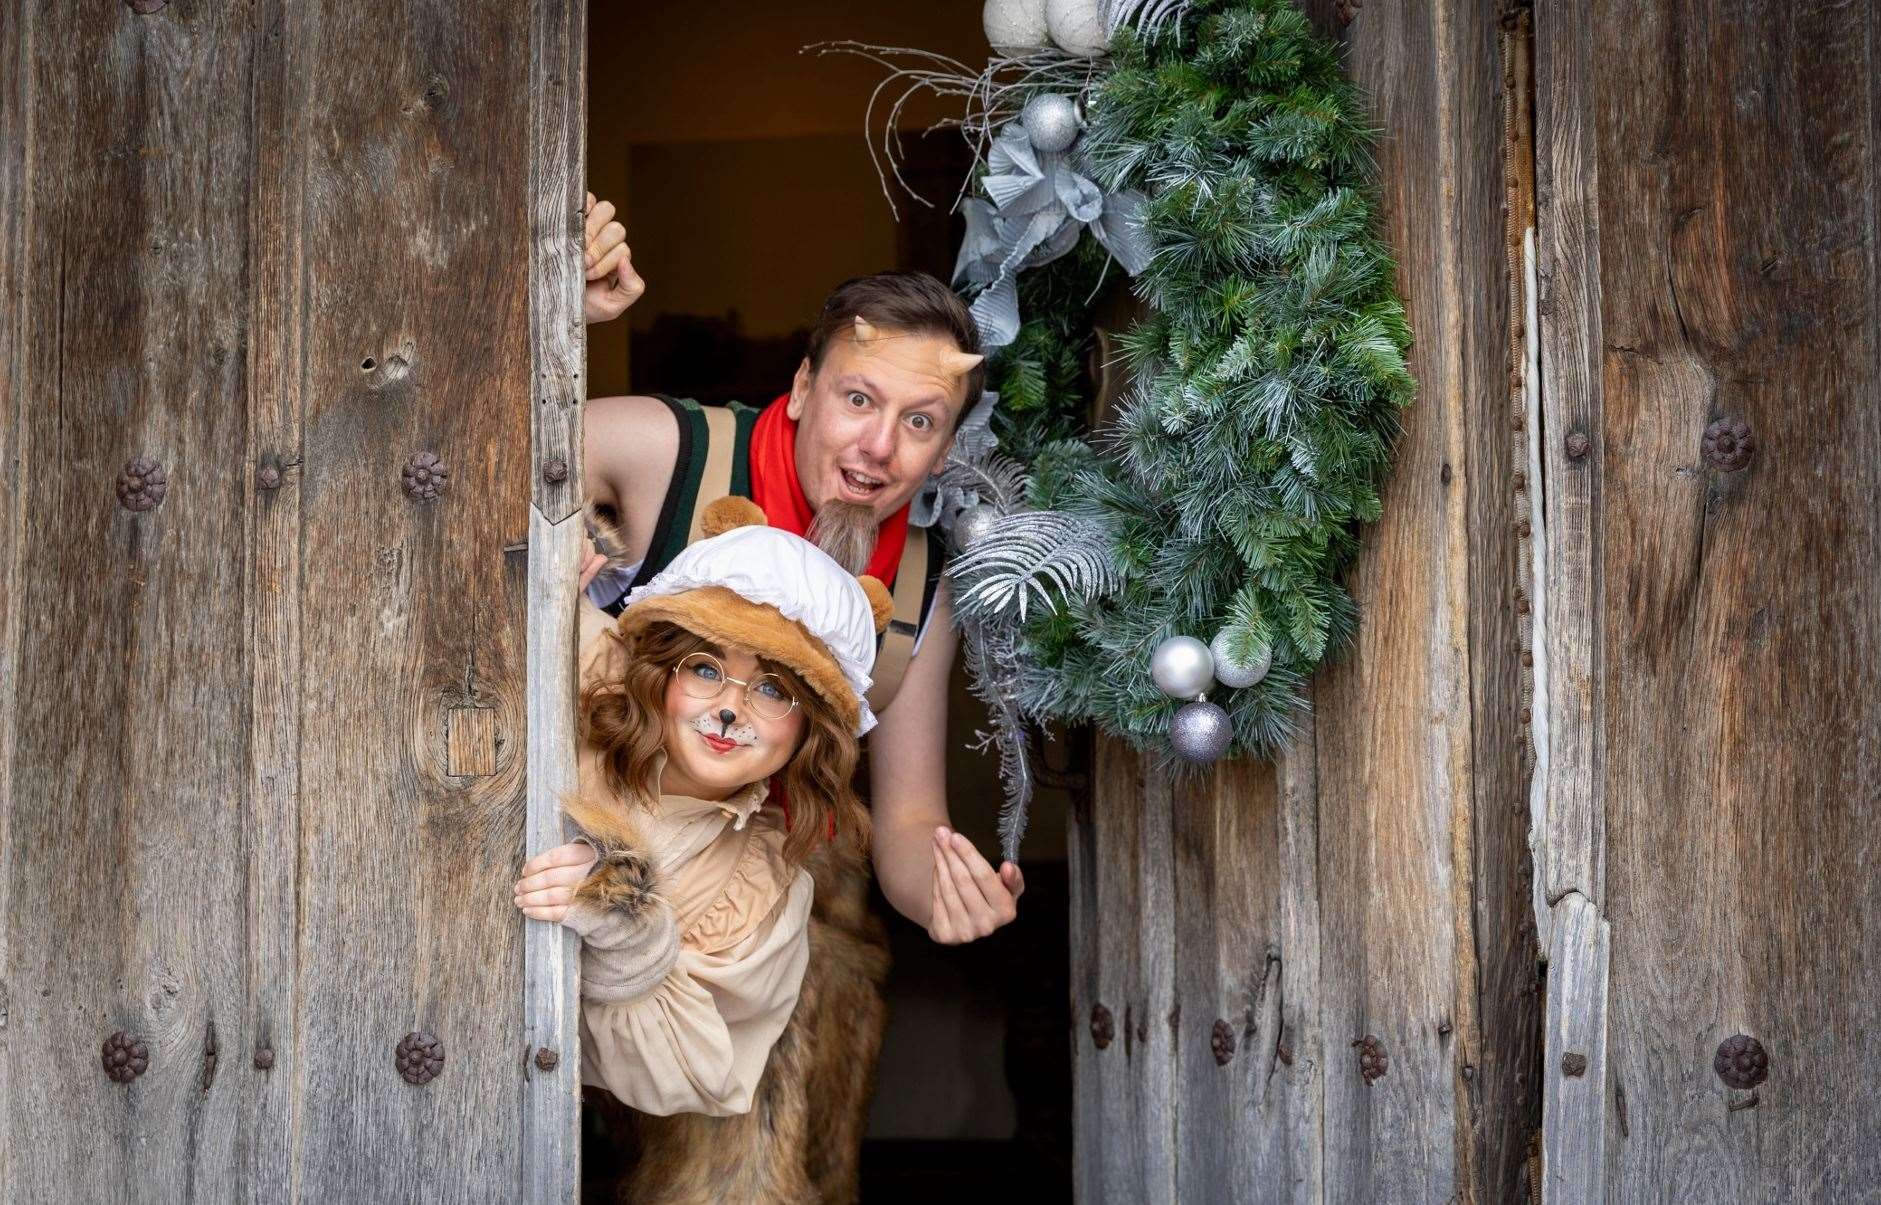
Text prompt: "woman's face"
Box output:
[[657, 642, 805, 800]]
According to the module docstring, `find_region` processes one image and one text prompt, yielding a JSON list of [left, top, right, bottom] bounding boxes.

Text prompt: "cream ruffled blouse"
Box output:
[[572, 599, 813, 1117]]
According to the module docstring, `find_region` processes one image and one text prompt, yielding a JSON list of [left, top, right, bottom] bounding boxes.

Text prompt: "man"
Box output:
[[529, 193, 1025, 945]]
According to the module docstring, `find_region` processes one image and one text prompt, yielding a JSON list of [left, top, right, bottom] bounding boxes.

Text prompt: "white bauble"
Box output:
[[984, 0, 1051, 52], [1151, 635, 1215, 699], [1045, 0, 1109, 56], [1209, 630, 1273, 689], [1020, 92, 1081, 154]]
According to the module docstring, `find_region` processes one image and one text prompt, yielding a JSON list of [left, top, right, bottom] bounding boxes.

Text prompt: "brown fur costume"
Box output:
[[607, 842, 888, 1205]]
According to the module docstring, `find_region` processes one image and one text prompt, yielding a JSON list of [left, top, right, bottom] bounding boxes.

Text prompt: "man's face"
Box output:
[[787, 329, 966, 518]]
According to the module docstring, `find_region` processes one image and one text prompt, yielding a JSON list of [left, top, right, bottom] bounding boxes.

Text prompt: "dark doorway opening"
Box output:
[[583, 3, 1073, 1200]]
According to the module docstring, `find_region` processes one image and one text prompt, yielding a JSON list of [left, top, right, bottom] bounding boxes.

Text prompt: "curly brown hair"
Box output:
[[578, 620, 869, 864]]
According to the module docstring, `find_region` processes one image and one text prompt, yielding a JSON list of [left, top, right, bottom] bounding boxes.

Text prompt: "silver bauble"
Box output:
[[983, 0, 1050, 51], [1045, 0, 1108, 56], [1020, 93, 1080, 154], [1171, 700, 1233, 763], [952, 503, 1000, 551], [1150, 635, 1215, 699], [1209, 630, 1273, 689]]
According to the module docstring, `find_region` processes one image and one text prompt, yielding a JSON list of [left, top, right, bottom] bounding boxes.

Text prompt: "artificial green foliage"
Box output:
[[970, 0, 1414, 763]]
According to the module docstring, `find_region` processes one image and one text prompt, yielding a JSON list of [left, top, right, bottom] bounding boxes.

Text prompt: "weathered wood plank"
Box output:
[[244, 2, 313, 1198], [1550, 1, 1881, 1197], [4, 2, 256, 1197], [1075, 741, 1177, 1203], [1272, 716, 1324, 1202], [0, 1, 31, 1194], [1171, 757, 1284, 1201], [289, 0, 533, 1194], [1304, 0, 1510, 1198], [1531, 1, 1613, 1195], [522, 0, 586, 1198], [1541, 892, 1607, 1204], [1476, 11, 1548, 1200], [1532, 0, 1605, 915]]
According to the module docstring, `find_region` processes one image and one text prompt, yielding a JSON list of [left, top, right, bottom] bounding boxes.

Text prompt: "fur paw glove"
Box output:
[[562, 845, 680, 1004]]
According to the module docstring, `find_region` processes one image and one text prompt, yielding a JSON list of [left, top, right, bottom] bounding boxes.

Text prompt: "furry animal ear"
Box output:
[[700, 495, 768, 538], [857, 575, 893, 634], [574, 846, 663, 921], [585, 503, 634, 567]]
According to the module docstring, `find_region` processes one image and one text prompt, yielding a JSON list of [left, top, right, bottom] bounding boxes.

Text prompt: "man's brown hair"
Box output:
[[577, 620, 869, 864], [804, 270, 985, 416]]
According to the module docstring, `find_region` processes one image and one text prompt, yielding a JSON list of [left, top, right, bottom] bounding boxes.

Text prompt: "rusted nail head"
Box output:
[[1565, 431, 1591, 461], [1562, 1051, 1588, 1077], [102, 1031, 150, 1083], [1090, 1003, 1115, 1050], [395, 1031, 445, 1085], [543, 458, 569, 484], [534, 1046, 560, 1072], [1210, 1019, 1237, 1067], [1352, 1034, 1387, 1084], [1701, 417, 1754, 472], [116, 457, 168, 512], [254, 1046, 276, 1071], [258, 464, 282, 490], [401, 452, 449, 501], [1714, 1034, 1768, 1090]]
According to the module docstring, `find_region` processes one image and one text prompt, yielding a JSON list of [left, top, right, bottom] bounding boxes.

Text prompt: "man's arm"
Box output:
[[584, 394, 679, 563], [868, 584, 1025, 943]]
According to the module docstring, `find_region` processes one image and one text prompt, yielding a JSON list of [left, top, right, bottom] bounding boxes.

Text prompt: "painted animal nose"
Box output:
[[718, 708, 736, 726]]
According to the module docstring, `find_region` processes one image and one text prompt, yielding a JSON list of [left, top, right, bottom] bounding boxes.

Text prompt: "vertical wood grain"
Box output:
[[521, 8, 587, 1193], [283, 1, 532, 1195], [4, 2, 256, 1196], [1535, 0, 1881, 1196], [245, 1, 312, 1196], [0, 0, 30, 1192]]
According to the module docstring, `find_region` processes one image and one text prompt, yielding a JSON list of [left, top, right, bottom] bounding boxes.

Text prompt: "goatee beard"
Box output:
[[806, 500, 878, 575]]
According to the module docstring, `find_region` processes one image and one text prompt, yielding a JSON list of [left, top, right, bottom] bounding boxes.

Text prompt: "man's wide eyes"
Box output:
[[847, 392, 868, 407]]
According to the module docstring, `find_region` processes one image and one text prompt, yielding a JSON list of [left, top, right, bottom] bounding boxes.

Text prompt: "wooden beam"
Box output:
[[522, 0, 587, 1200]]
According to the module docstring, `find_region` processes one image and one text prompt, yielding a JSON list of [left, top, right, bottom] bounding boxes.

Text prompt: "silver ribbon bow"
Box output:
[[953, 118, 1153, 350]]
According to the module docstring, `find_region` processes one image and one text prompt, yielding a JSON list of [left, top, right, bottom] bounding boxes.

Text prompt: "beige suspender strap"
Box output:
[[865, 532, 930, 715], [684, 405, 741, 547]]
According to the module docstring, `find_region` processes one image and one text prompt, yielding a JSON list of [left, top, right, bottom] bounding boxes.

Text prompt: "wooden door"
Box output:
[[1068, 3, 1536, 1200], [0, 1, 584, 1198], [1534, 0, 1881, 1197]]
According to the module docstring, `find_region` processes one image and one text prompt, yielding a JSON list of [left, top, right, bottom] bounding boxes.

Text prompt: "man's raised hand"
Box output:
[[926, 826, 1025, 945], [583, 192, 644, 326]]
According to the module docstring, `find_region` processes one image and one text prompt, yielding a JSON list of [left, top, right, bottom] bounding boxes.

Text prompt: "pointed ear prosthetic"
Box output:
[[858, 575, 893, 634], [700, 495, 768, 537]]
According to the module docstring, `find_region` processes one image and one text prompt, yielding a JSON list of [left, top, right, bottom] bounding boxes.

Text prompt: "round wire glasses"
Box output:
[[670, 651, 799, 721]]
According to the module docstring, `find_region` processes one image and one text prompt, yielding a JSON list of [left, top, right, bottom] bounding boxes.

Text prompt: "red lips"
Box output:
[[701, 732, 739, 754]]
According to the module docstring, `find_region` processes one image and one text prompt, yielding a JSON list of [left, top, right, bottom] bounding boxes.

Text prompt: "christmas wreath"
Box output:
[[822, 0, 1413, 855]]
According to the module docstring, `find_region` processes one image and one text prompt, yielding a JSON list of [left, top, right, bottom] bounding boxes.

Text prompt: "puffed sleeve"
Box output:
[[579, 869, 812, 1116]]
